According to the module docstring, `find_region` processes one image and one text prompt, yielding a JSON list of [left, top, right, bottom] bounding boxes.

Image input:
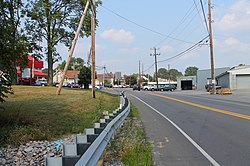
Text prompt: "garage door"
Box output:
[[181, 80, 192, 90], [236, 75, 250, 89]]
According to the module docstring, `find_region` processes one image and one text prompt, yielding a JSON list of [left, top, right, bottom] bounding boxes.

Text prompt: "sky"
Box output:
[[54, 0, 250, 76]]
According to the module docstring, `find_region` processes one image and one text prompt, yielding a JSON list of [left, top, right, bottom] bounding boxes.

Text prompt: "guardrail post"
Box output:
[[46, 91, 130, 166]]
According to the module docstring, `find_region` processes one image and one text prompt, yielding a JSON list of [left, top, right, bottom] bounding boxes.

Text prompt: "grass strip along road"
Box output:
[[0, 86, 119, 146]]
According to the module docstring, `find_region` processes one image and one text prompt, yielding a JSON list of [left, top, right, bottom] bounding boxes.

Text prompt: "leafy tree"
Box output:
[[0, 0, 40, 84], [0, 72, 13, 108], [169, 69, 183, 81], [78, 66, 91, 89], [184, 66, 199, 76], [125, 74, 137, 85], [56, 57, 84, 71], [157, 68, 167, 79], [42, 68, 48, 74], [0, 0, 41, 103], [144, 74, 153, 82], [25, 0, 102, 86]]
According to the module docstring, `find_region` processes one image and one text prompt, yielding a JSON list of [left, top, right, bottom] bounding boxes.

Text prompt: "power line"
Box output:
[[199, 0, 210, 34], [193, 0, 208, 34], [154, 3, 197, 47], [158, 35, 209, 63], [100, 5, 195, 44], [143, 35, 209, 73]]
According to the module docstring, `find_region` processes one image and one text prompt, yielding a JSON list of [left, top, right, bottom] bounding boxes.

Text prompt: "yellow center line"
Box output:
[[149, 93, 250, 120]]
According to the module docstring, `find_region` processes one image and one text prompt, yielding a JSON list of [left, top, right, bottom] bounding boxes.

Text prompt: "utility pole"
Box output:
[[168, 64, 170, 85], [138, 60, 141, 89], [103, 65, 105, 86], [150, 47, 160, 90], [56, 0, 90, 95], [208, 0, 215, 94], [91, 0, 96, 98], [142, 63, 144, 81]]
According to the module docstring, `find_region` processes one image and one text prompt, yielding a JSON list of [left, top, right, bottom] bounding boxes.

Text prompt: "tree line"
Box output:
[[0, 0, 101, 104], [125, 66, 199, 85]]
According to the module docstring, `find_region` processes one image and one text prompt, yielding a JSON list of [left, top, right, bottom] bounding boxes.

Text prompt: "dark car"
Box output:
[[160, 84, 176, 91], [104, 84, 113, 88], [132, 84, 141, 91]]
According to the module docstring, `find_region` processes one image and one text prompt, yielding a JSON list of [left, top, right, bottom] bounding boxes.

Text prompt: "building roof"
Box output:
[[229, 65, 250, 71], [216, 65, 250, 78], [65, 70, 80, 79], [97, 73, 114, 80]]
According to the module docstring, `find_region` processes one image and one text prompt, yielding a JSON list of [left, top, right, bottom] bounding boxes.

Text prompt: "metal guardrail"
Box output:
[[46, 92, 130, 166]]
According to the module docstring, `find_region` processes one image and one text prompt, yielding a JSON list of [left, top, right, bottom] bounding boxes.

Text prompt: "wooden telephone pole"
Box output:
[[91, 0, 96, 98], [168, 64, 170, 85], [56, 0, 90, 95], [150, 48, 160, 90], [138, 61, 141, 88], [208, 0, 215, 94]]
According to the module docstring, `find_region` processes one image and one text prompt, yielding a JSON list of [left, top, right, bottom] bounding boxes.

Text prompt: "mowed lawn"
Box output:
[[0, 86, 119, 146]]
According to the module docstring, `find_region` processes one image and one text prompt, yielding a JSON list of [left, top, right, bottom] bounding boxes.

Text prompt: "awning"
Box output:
[[16, 70, 47, 76], [33, 71, 48, 76]]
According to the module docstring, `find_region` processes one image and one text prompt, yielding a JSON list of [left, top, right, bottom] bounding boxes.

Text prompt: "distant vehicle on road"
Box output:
[[143, 85, 157, 91], [133, 84, 141, 91], [104, 84, 113, 88], [160, 84, 176, 91], [35, 79, 47, 86]]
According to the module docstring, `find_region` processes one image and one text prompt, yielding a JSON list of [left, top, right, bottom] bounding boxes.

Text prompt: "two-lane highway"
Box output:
[[125, 89, 250, 166]]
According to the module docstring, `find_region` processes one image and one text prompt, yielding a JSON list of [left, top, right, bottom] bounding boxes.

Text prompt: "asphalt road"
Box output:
[[117, 89, 250, 166]]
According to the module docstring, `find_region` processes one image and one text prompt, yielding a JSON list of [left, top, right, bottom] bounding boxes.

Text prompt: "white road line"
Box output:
[[130, 94, 220, 166]]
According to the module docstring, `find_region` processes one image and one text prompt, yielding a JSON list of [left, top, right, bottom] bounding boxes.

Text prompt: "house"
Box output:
[[96, 72, 114, 85], [216, 65, 250, 90], [16, 55, 48, 83], [53, 70, 80, 85]]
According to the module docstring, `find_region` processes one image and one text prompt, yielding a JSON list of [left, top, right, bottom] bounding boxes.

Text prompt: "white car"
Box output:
[[143, 85, 157, 91]]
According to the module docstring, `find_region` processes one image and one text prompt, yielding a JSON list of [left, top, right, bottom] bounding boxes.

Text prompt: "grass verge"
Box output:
[[0, 86, 119, 147], [105, 101, 152, 166]]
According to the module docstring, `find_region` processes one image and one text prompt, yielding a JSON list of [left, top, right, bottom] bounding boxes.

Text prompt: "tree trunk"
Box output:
[[47, 47, 53, 86], [46, 0, 53, 86]]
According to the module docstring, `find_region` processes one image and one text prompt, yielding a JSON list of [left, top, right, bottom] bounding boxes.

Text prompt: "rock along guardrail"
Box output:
[[45, 91, 130, 166]]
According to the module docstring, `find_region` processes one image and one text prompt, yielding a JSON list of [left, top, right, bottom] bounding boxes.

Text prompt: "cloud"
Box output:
[[119, 47, 141, 54], [160, 44, 174, 53], [216, 37, 250, 52], [100, 28, 134, 44], [96, 44, 107, 50], [215, 0, 250, 32]]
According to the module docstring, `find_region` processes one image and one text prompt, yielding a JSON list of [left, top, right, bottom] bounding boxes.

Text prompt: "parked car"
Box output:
[[104, 84, 113, 88], [96, 84, 104, 90], [143, 85, 157, 91], [132, 84, 141, 91], [18, 78, 36, 85], [160, 84, 176, 91], [35, 79, 47, 86], [69, 83, 80, 88]]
